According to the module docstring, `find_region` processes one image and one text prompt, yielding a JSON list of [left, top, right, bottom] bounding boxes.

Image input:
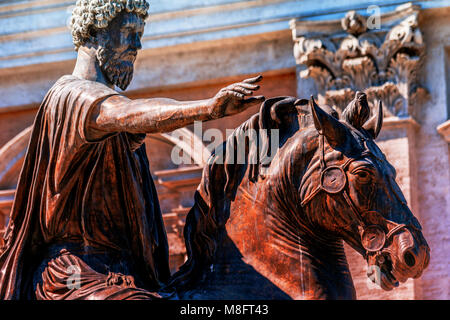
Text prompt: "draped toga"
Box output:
[[0, 75, 171, 299]]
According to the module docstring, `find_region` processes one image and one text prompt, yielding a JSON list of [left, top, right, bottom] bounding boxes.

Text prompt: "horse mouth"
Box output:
[[367, 254, 400, 291]]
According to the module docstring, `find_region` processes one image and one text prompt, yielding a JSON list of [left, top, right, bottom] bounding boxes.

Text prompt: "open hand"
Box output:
[[210, 75, 265, 119]]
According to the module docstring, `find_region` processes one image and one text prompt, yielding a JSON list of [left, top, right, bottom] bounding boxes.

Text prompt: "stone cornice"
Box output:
[[383, 115, 420, 129], [290, 2, 423, 37], [1, 1, 448, 70]]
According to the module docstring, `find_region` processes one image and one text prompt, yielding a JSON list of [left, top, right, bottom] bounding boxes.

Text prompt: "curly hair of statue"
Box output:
[[70, 0, 150, 49]]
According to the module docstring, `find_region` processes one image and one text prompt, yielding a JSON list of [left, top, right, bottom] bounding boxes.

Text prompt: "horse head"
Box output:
[[171, 93, 430, 299], [296, 92, 430, 291]]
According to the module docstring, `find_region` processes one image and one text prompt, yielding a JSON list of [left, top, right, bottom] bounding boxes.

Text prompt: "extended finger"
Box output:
[[226, 90, 245, 99], [242, 75, 263, 84], [235, 82, 260, 90], [231, 86, 253, 96]]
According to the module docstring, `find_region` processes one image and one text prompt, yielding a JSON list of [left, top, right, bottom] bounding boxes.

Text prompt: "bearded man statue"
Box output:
[[0, 0, 264, 300]]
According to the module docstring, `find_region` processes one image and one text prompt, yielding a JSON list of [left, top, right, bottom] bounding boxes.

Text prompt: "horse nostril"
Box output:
[[403, 250, 416, 267]]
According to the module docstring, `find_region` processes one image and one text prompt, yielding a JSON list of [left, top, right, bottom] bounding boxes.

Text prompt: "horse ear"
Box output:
[[310, 96, 348, 148], [259, 96, 294, 130], [362, 100, 383, 139], [342, 91, 370, 129], [269, 97, 297, 125]]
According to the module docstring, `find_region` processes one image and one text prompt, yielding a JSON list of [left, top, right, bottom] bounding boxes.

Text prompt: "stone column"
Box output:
[[290, 3, 428, 299]]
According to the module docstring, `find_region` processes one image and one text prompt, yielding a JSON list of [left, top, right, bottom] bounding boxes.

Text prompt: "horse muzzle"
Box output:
[[390, 228, 430, 280], [367, 227, 430, 290]]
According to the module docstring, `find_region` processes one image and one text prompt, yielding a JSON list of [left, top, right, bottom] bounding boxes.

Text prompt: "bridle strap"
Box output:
[[386, 223, 407, 240], [299, 133, 411, 256], [319, 134, 326, 170], [342, 190, 365, 227], [300, 186, 322, 207]]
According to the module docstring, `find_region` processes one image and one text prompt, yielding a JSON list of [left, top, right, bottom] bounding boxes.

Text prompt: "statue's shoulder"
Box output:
[[40, 75, 121, 118], [53, 75, 118, 93], [52, 74, 87, 88], [48, 75, 120, 102]]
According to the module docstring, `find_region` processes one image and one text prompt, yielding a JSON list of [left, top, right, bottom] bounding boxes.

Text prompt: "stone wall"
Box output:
[[413, 7, 450, 300]]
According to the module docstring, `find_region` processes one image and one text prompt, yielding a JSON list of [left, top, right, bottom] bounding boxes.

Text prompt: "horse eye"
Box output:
[[355, 170, 371, 182], [358, 172, 368, 178]]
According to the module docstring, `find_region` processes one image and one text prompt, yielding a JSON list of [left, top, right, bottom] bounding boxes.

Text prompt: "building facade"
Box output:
[[0, 0, 449, 299]]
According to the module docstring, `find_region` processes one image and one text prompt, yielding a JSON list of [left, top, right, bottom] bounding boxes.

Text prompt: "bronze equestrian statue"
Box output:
[[168, 94, 430, 299], [0, 0, 429, 300], [0, 0, 263, 300]]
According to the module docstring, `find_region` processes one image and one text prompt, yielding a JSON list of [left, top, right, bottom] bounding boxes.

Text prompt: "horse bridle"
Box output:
[[300, 134, 411, 259]]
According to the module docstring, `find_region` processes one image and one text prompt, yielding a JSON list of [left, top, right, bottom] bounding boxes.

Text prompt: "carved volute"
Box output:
[[290, 3, 428, 119]]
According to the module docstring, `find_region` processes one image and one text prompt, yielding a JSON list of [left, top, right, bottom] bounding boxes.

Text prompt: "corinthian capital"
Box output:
[[290, 3, 428, 119]]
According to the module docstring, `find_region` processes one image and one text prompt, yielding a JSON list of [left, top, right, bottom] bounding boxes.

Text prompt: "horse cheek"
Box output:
[[348, 177, 374, 212]]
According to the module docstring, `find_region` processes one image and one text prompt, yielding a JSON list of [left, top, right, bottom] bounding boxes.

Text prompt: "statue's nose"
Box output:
[[131, 34, 142, 51]]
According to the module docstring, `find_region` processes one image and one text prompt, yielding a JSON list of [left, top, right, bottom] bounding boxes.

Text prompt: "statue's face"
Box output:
[[94, 12, 145, 90]]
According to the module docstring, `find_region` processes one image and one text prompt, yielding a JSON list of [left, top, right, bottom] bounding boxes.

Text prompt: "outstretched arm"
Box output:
[[87, 76, 264, 138]]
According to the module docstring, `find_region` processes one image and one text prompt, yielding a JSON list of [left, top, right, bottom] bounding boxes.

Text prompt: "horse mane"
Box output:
[[167, 97, 302, 291]]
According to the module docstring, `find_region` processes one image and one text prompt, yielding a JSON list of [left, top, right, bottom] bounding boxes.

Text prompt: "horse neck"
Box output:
[[225, 176, 355, 299]]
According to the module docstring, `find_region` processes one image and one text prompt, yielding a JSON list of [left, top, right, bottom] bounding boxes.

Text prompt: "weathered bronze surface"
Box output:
[[0, 1, 430, 300], [169, 93, 430, 299], [0, 2, 263, 300]]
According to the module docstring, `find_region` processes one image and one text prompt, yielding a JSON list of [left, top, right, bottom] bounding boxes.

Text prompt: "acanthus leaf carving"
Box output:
[[291, 3, 428, 119]]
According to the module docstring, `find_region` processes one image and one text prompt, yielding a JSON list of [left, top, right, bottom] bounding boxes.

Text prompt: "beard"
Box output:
[[96, 46, 135, 91]]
